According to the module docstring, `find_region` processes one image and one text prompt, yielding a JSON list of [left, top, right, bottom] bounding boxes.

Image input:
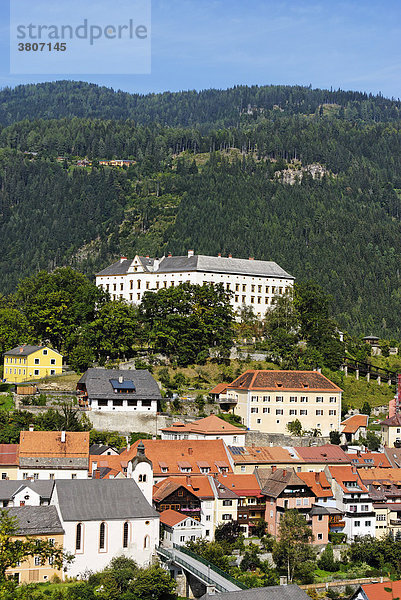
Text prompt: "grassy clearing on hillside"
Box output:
[[38, 372, 81, 390], [153, 359, 278, 396], [325, 369, 394, 410]]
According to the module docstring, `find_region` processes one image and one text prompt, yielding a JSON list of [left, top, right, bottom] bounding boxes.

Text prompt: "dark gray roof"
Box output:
[[259, 468, 306, 499], [212, 479, 239, 500], [55, 479, 159, 521], [309, 504, 330, 516], [19, 457, 88, 470], [89, 444, 118, 455], [96, 254, 294, 280], [200, 585, 310, 600], [78, 368, 161, 400], [155, 255, 293, 279], [5, 506, 64, 535], [385, 447, 401, 468], [0, 480, 54, 501], [4, 345, 54, 357], [96, 258, 133, 276]]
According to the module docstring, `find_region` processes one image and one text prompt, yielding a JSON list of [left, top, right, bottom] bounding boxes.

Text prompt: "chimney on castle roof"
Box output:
[[228, 253, 232, 258], [217, 252, 222, 257], [120, 256, 127, 263], [168, 252, 172, 257], [249, 257, 254, 260], [188, 250, 194, 257]]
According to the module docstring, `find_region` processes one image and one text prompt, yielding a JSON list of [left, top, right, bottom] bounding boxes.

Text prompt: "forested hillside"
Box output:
[[1, 81, 401, 338], [1, 80, 401, 128]]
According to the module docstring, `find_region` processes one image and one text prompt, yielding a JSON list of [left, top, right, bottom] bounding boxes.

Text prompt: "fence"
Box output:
[[173, 544, 248, 589]]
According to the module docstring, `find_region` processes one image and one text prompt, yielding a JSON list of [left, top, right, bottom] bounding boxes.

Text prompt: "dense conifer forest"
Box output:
[[1, 81, 401, 337]]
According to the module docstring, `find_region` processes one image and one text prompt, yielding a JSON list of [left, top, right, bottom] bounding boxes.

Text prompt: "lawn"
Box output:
[[0, 393, 14, 411], [325, 369, 394, 410]]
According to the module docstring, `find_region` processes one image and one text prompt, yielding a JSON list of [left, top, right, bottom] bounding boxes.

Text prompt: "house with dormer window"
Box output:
[[325, 465, 375, 541], [222, 370, 342, 437], [77, 368, 160, 413]]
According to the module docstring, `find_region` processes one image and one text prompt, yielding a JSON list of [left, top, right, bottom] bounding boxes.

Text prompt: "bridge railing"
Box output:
[[157, 546, 227, 592], [173, 543, 248, 589]]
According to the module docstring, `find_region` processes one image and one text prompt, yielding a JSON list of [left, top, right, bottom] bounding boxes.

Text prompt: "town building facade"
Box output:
[[222, 370, 342, 437], [18, 430, 89, 480], [3, 345, 62, 384], [77, 368, 160, 413], [51, 479, 159, 577], [160, 415, 246, 446], [96, 252, 294, 319], [4, 505, 64, 584]]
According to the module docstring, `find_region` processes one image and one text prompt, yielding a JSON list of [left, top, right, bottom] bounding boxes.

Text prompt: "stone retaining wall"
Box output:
[[246, 430, 330, 447]]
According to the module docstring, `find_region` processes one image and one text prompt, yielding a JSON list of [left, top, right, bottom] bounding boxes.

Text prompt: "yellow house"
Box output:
[[3, 345, 63, 384], [5, 506, 64, 584], [380, 414, 401, 448]]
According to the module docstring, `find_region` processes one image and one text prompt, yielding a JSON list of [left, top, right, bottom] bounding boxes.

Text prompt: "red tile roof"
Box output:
[[210, 383, 228, 395], [328, 465, 368, 494], [358, 467, 401, 484], [216, 473, 262, 497], [161, 415, 243, 435], [19, 431, 89, 458], [297, 471, 333, 498], [228, 446, 302, 465], [120, 439, 233, 477], [227, 370, 342, 392], [341, 414, 368, 433], [153, 476, 214, 501], [295, 444, 350, 464], [159, 509, 189, 527], [0, 444, 19, 466], [347, 452, 391, 468], [360, 580, 401, 600]]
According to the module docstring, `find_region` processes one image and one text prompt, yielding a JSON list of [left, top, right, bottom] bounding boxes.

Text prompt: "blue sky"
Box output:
[[1, 0, 401, 97]]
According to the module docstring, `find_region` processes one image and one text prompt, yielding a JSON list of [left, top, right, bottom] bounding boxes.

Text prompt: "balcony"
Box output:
[[390, 519, 401, 526], [329, 521, 346, 529]]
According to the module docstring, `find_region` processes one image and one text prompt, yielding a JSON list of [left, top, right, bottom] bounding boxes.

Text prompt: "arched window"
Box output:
[[139, 474, 147, 482], [143, 535, 150, 549], [76, 523, 82, 551], [99, 522, 106, 550], [123, 522, 129, 548]]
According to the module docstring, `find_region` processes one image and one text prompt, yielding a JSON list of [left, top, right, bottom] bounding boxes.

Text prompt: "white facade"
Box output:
[[96, 252, 294, 319], [328, 474, 375, 541], [161, 431, 246, 446], [17, 468, 88, 481], [199, 498, 215, 540], [60, 516, 158, 577], [90, 398, 157, 413], [162, 516, 204, 547], [10, 486, 44, 506]]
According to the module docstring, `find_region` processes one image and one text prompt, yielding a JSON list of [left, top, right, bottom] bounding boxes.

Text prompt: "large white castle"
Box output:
[[96, 251, 294, 318]]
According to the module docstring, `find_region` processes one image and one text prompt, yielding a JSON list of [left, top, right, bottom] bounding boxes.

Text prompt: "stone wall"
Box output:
[[88, 411, 179, 435], [245, 430, 330, 447]]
